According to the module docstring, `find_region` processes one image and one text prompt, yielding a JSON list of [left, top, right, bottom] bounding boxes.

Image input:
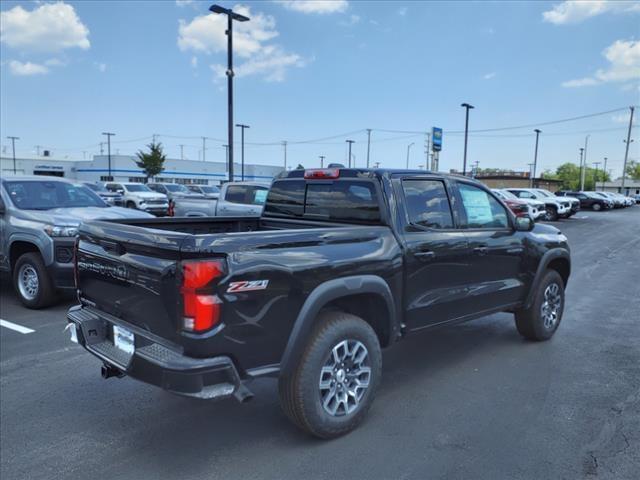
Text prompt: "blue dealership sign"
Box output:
[[432, 127, 443, 152]]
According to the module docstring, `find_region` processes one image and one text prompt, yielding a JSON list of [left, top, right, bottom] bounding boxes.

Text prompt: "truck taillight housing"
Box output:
[[181, 260, 224, 333], [304, 168, 340, 179]]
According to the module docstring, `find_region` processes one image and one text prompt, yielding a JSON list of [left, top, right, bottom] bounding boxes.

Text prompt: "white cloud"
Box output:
[[483, 72, 497, 80], [274, 1, 348, 14], [44, 58, 66, 67], [562, 39, 640, 87], [397, 7, 408, 16], [178, 4, 306, 81], [339, 14, 360, 26], [542, 0, 640, 25], [0, 2, 90, 53], [8, 60, 49, 76]]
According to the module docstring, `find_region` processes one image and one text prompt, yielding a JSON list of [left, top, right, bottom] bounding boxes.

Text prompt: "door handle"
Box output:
[[473, 246, 488, 255], [414, 250, 435, 261]]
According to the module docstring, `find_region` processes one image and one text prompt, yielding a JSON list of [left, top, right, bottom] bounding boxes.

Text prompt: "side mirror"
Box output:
[[515, 216, 534, 232]]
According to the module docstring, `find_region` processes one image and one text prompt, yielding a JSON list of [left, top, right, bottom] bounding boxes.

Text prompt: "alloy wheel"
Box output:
[[541, 283, 561, 329], [18, 263, 39, 301]]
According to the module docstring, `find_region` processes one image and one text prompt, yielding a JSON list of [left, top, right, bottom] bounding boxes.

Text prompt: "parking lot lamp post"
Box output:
[[236, 124, 249, 181], [578, 148, 584, 190], [406, 142, 414, 169], [580, 135, 590, 191], [319, 155, 325, 168], [210, 4, 250, 182], [346, 140, 355, 168], [461, 103, 474, 176], [621, 106, 635, 192], [7, 136, 19, 174], [102, 132, 115, 180], [531, 129, 541, 188], [592, 162, 601, 190], [602, 157, 607, 191]]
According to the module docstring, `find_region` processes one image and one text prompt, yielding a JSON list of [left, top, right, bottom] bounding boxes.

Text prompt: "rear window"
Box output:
[[264, 180, 381, 224], [225, 185, 269, 205]]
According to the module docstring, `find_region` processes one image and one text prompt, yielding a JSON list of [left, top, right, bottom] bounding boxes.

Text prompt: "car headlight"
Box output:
[[139, 200, 146, 205], [44, 225, 79, 237]]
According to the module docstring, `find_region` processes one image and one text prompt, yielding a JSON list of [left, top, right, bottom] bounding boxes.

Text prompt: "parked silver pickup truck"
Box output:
[[173, 181, 270, 217], [0, 176, 153, 308]]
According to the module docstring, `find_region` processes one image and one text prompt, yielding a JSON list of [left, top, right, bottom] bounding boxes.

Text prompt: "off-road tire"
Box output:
[[515, 270, 565, 341], [278, 311, 382, 439]]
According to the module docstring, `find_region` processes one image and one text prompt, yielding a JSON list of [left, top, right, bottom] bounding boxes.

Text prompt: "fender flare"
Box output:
[[524, 248, 570, 309], [279, 275, 396, 377]]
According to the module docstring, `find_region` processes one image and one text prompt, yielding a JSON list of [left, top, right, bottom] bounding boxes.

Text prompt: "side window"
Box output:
[[402, 179, 453, 229], [516, 191, 532, 199], [458, 183, 509, 229]]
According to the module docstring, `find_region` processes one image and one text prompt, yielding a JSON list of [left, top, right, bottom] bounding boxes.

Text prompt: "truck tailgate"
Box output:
[[76, 221, 189, 343]]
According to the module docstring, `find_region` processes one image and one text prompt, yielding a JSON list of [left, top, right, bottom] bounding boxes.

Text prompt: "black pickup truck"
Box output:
[[67, 168, 570, 438]]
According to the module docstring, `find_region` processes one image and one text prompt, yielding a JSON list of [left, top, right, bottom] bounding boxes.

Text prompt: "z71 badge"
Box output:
[[227, 280, 269, 293]]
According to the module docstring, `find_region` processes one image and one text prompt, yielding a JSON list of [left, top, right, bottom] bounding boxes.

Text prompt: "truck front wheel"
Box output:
[[13, 252, 55, 309], [515, 270, 564, 341], [278, 311, 382, 438]]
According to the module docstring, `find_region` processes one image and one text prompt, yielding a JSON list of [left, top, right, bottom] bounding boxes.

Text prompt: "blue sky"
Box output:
[[1, 0, 638, 177]]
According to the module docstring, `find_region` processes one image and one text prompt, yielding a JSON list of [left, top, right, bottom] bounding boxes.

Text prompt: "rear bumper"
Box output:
[[67, 305, 253, 401]]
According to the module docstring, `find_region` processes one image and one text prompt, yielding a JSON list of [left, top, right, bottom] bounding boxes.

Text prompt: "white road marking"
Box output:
[[0, 319, 35, 334]]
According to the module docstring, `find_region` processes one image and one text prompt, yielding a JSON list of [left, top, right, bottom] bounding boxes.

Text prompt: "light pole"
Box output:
[[602, 157, 607, 191], [179, 144, 185, 160], [461, 102, 474, 175], [346, 139, 355, 168], [366, 128, 372, 168], [319, 155, 325, 168], [622, 106, 635, 192], [578, 147, 584, 191], [406, 142, 414, 169], [202, 137, 207, 162], [580, 135, 590, 191], [7, 136, 19, 174], [592, 162, 601, 190], [210, 4, 250, 182], [102, 132, 115, 180], [236, 124, 249, 181], [528, 162, 535, 182], [531, 129, 541, 188], [282, 141, 287, 170]]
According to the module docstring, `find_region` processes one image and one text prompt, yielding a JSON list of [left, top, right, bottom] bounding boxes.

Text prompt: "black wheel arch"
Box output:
[[279, 275, 398, 377], [524, 248, 570, 309]]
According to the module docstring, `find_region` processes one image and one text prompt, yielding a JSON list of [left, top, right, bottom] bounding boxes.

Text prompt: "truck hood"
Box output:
[[132, 192, 167, 201], [17, 206, 154, 226]]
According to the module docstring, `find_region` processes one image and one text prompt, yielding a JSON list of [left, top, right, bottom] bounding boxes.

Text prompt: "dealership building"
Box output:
[[0, 154, 284, 185]]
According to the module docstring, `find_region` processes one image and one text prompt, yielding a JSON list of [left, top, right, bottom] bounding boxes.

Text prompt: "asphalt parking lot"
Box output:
[[1, 207, 639, 480]]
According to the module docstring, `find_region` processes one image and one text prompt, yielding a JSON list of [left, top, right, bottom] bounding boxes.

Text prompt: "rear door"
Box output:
[[454, 181, 526, 311], [218, 185, 268, 216], [393, 176, 472, 330]]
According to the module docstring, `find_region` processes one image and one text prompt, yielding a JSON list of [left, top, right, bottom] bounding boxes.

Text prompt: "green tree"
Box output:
[[625, 160, 640, 180], [543, 162, 610, 191], [135, 142, 166, 182]]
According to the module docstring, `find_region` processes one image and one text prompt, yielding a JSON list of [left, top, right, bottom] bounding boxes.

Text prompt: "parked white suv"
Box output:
[[105, 182, 169, 216], [507, 188, 571, 221]]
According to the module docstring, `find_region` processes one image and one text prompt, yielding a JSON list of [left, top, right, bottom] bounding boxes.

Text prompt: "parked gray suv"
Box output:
[[0, 176, 153, 309]]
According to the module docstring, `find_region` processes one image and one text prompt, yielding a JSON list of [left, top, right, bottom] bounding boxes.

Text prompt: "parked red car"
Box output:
[[501, 197, 530, 218]]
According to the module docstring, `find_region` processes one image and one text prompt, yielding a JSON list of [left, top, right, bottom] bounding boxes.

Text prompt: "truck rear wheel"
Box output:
[[515, 270, 564, 341], [544, 206, 558, 221], [13, 252, 56, 309], [278, 311, 382, 438]]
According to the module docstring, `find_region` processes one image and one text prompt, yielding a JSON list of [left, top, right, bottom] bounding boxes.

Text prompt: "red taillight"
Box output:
[[304, 168, 340, 179], [167, 200, 175, 217], [181, 260, 224, 333]]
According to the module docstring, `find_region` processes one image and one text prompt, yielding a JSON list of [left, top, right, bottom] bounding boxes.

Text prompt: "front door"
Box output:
[[454, 181, 526, 312]]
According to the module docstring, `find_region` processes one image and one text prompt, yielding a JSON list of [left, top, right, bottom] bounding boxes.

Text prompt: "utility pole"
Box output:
[[346, 139, 355, 168], [179, 144, 185, 160], [592, 162, 601, 190], [578, 148, 584, 190], [461, 102, 474, 175], [406, 142, 414, 169], [202, 137, 206, 162], [282, 141, 287, 170], [373, 161, 380, 168], [531, 129, 541, 188], [100, 142, 105, 155], [472, 160, 480, 178], [102, 132, 115, 180], [210, 5, 250, 182], [34, 145, 42, 156], [7, 136, 19, 174], [366, 129, 372, 168], [319, 155, 325, 168], [580, 135, 590, 191], [236, 124, 249, 181], [602, 157, 607, 191], [621, 106, 635, 192]]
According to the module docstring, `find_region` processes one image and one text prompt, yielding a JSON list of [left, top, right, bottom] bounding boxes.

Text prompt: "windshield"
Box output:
[[199, 186, 219, 194], [125, 184, 151, 192], [535, 189, 552, 198], [496, 189, 518, 200], [164, 184, 189, 193], [4, 181, 107, 210], [84, 182, 107, 192]]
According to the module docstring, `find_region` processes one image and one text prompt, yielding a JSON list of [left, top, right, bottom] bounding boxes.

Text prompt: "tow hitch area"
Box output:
[[101, 364, 125, 379]]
